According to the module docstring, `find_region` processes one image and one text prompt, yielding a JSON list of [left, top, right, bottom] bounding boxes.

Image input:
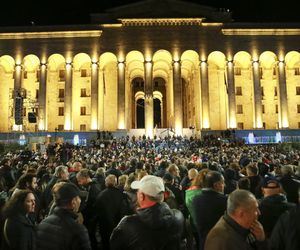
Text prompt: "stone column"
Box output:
[[91, 62, 99, 130], [278, 61, 289, 128], [144, 60, 153, 138], [118, 61, 126, 129], [38, 63, 47, 131], [200, 61, 210, 129], [252, 61, 263, 128], [226, 61, 236, 128], [173, 60, 183, 136], [14, 64, 22, 91], [64, 62, 72, 130]]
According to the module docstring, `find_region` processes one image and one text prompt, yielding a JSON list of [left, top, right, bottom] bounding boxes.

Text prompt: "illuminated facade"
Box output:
[[1, 0, 300, 137]]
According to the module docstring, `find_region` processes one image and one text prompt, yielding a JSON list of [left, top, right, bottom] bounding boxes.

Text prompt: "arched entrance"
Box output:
[[136, 98, 145, 128]]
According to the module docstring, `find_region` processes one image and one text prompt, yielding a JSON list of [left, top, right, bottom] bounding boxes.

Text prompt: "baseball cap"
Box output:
[[131, 175, 165, 197], [262, 178, 280, 189]]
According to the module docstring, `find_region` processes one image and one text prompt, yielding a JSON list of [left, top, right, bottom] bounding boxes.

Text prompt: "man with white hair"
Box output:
[[205, 189, 267, 250], [110, 175, 185, 250]]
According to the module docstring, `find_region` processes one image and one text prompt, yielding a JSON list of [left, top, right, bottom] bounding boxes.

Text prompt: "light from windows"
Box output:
[[295, 68, 300, 75], [80, 124, 86, 131], [58, 107, 64, 116], [58, 89, 64, 98], [80, 106, 86, 116], [296, 87, 300, 95], [237, 122, 244, 129], [81, 69, 87, 77], [236, 86, 242, 96], [57, 124, 64, 131], [59, 69, 65, 81], [234, 67, 241, 75], [81, 88, 87, 97], [237, 105, 243, 114], [275, 105, 278, 114]]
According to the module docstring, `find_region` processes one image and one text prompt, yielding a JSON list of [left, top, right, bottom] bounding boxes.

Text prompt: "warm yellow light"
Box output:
[[229, 118, 236, 129], [282, 118, 289, 128], [64, 119, 71, 131], [0, 31, 101, 39], [203, 119, 210, 129], [38, 120, 45, 131], [91, 119, 98, 130], [175, 122, 183, 136]]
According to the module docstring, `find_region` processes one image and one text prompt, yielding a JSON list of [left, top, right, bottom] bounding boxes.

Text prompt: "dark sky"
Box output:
[[0, 0, 299, 27]]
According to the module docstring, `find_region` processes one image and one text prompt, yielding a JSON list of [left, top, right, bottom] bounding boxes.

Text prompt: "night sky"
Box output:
[[0, 0, 299, 27]]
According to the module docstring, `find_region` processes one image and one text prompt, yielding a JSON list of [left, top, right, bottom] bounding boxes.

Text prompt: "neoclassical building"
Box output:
[[1, 0, 300, 138]]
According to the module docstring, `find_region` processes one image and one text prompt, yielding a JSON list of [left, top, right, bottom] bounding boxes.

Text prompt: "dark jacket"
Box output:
[[270, 206, 300, 250], [192, 188, 227, 250], [205, 214, 268, 250], [259, 194, 296, 237], [1, 213, 36, 250], [279, 175, 300, 204], [36, 207, 91, 250], [110, 202, 185, 250]]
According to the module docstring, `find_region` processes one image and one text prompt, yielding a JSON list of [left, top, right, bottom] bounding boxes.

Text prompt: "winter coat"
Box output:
[[36, 207, 91, 250], [259, 193, 296, 237], [110, 202, 185, 250], [270, 206, 300, 250], [1, 213, 36, 250], [205, 214, 268, 250]]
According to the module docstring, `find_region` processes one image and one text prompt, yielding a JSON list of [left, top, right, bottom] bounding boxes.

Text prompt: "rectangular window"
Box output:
[[57, 124, 64, 131], [263, 122, 266, 129], [259, 68, 263, 79], [80, 106, 86, 116], [262, 105, 265, 114], [36, 70, 40, 82], [237, 105, 243, 114], [80, 124, 86, 131], [273, 67, 277, 76], [36, 89, 39, 99], [236, 86, 242, 96], [58, 107, 64, 116], [80, 88, 87, 97], [274, 87, 277, 96], [275, 104, 278, 114], [59, 70, 65, 81], [58, 89, 64, 98], [261, 87, 264, 97], [234, 67, 241, 75], [295, 68, 300, 75], [23, 107, 26, 117], [23, 71, 28, 79], [237, 122, 244, 130], [296, 87, 300, 95], [81, 69, 87, 77], [297, 105, 300, 113], [298, 122, 300, 129]]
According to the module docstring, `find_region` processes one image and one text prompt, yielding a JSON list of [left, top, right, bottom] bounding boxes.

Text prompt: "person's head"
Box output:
[[52, 182, 81, 213], [238, 177, 251, 191], [95, 167, 105, 177], [167, 164, 180, 177], [262, 178, 282, 197], [105, 174, 117, 187], [246, 163, 258, 177], [188, 168, 198, 181], [72, 161, 82, 172], [3, 190, 35, 218], [203, 170, 225, 193], [191, 168, 210, 188], [281, 165, 294, 176], [163, 173, 174, 184], [54, 165, 69, 180], [227, 189, 260, 229], [15, 173, 38, 191], [131, 175, 165, 208], [118, 174, 128, 188], [76, 169, 92, 186], [137, 170, 148, 180]]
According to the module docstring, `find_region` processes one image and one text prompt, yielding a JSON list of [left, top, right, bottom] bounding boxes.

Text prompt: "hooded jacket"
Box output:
[[110, 202, 184, 250]]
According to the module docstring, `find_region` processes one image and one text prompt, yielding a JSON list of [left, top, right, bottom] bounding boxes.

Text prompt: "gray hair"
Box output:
[[146, 192, 164, 203], [54, 165, 68, 178], [227, 189, 256, 215]]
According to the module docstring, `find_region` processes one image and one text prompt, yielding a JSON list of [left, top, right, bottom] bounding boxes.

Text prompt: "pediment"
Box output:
[[91, 0, 232, 24]]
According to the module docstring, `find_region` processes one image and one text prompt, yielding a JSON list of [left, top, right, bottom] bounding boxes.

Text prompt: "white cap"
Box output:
[[131, 175, 165, 197]]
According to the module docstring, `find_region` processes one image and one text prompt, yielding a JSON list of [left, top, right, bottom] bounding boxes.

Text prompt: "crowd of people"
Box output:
[[0, 134, 300, 250]]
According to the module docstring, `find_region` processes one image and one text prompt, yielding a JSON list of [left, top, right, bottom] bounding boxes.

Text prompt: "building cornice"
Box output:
[[222, 28, 300, 35], [0, 30, 102, 40]]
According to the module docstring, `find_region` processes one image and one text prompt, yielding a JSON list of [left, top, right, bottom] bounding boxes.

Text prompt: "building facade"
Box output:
[[1, 0, 300, 137]]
